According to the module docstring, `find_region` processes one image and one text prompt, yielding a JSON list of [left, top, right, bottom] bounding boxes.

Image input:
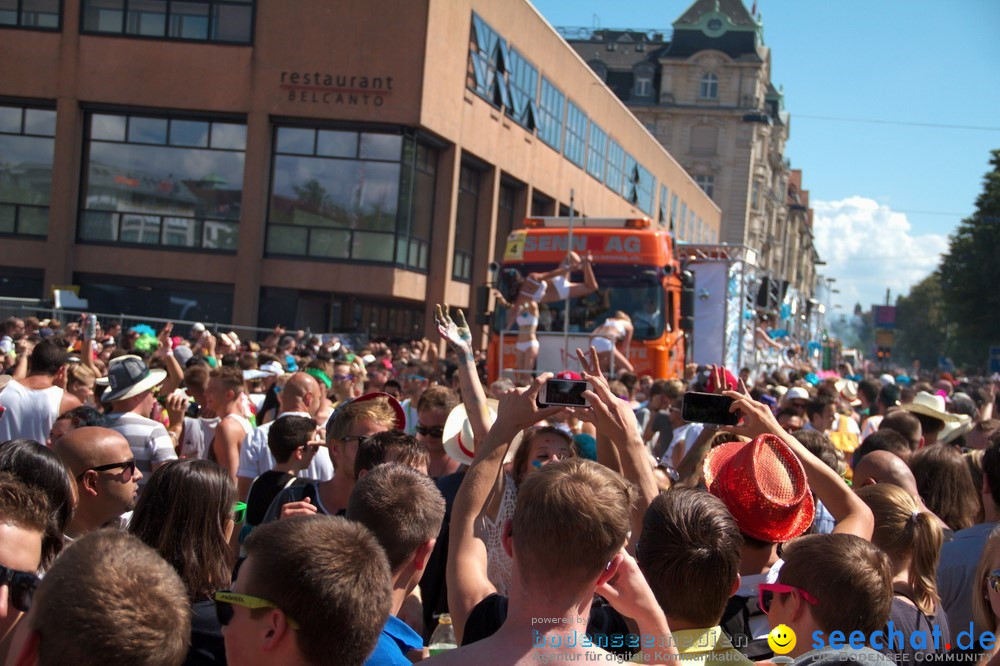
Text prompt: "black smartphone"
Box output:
[[537, 378, 589, 408], [681, 391, 739, 426]]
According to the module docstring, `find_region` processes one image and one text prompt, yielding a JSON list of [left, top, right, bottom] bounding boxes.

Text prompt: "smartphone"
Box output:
[[681, 392, 739, 426], [84, 314, 97, 340], [537, 378, 589, 408]]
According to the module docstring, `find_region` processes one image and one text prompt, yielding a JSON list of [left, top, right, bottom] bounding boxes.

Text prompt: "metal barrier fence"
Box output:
[[0, 297, 369, 348]]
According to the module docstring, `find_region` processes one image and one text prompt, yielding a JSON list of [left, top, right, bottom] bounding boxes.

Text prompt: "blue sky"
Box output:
[[531, 0, 1000, 312]]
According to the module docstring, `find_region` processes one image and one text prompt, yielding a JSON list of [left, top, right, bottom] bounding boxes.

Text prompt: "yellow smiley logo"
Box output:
[[767, 624, 797, 655]]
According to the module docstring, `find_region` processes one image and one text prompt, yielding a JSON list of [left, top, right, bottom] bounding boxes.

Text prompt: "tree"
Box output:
[[894, 272, 948, 369], [938, 149, 1000, 370]]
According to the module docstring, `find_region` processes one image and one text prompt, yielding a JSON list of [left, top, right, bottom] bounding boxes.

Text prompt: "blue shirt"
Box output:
[[365, 614, 423, 665]]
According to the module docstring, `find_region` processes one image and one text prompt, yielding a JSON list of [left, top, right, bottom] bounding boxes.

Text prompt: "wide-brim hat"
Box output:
[[836, 380, 861, 407], [442, 399, 523, 465], [902, 391, 960, 423], [939, 414, 974, 445], [704, 433, 815, 543], [96, 355, 167, 403], [784, 386, 809, 403]]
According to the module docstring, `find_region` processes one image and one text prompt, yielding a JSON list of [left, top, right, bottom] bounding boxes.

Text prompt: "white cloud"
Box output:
[[812, 197, 948, 310]]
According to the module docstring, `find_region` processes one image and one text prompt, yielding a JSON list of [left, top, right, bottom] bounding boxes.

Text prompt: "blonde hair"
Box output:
[[856, 483, 942, 614], [973, 526, 1000, 630], [66, 363, 96, 387], [513, 459, 633, 589]]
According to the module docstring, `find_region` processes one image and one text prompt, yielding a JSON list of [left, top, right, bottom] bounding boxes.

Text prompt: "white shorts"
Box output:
[[551, 275, 571, 300], [515, 340, 540, 352], [590, 336, 615, 353]]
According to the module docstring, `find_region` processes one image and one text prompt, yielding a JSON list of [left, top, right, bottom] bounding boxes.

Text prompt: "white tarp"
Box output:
[[690, 262, 727, 366]]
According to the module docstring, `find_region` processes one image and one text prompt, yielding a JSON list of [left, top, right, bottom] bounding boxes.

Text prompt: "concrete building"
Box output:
[[564, 0, 819, 306], [0, 0, 718, 339]]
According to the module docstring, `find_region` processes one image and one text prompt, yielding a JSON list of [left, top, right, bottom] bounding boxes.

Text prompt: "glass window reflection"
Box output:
[[0, 105, 55, 237], [79, 112, 245, 252]]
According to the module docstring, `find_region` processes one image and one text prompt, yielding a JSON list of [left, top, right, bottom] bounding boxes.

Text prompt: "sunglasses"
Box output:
[[332, 374, 354, 382], [76, 459, 137, 482], [0, 564, 40, 614], [415, 424, 444, 439], [232, 502, 247, 524], [403, 374, 427, 383], [987, 570, 1000, 593], [758, 582, 819, 614], [214, 591, 300, 630]]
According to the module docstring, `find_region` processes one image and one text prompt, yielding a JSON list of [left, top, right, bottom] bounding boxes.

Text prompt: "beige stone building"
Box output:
[[565, 0, 819, 308]]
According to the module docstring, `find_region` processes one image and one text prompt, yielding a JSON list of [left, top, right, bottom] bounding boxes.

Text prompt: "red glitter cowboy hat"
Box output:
[[704, 433, 815, 543]]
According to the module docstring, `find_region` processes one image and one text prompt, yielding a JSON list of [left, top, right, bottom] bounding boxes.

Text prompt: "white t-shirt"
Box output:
[[660, 422, 704, 466], [237, 412, 333, 489], [180, 416, 220, 460]]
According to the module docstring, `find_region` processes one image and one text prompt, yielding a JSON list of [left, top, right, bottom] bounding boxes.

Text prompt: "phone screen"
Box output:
[[539, 379, 589, 407], [681, 392, 739, 426]]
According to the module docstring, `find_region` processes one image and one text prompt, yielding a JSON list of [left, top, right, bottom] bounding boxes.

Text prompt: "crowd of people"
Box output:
[[0, 309, 998, 665]]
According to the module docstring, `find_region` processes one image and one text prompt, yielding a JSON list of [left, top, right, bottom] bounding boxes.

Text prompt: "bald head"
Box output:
[[280, 372, 320, 414], [52, 427, 131, 476], [853, 450, 920, 498]]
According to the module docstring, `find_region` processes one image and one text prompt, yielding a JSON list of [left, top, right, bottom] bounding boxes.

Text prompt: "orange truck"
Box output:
[[487, 217, 688, 382]]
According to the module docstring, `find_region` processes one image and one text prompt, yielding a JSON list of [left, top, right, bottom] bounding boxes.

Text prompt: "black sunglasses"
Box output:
[[76, 459, 137, 482], [0, 564, 40, 613], [415, 424, 444, 438]]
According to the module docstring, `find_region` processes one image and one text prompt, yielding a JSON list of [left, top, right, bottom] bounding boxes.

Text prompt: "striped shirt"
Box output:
[[104, 411, 177, 487]]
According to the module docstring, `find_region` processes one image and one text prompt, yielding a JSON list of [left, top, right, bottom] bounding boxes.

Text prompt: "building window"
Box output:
[[507, 47, 539, 130], [79, 112, 245, 251], [605, 138, 624, 195], [563, 101, 587, 169], [699, 72, 719, 100], [670, 194, 678, 230], [622, 155, 655, 215], [689, 209, 697, 242], [537, 77, 565, 151], [76, 272, 233, 323], [586, 123, 607, 182], [453, 165, 479, 282], [634, 77, 652, 98], [752, 180, 761, 210], [267, 126, 435, 270], [0, 104, 56, 238], [658, 184, 670, 227], [679, 202, 687, 240], [694, 174, 715, 199], [494, 182, 518, 264], [696, 217, 704, 242], [397, 139, 436, 270], [81, 0, 254, 44], [0, 0, 60, 29], [467, 13, 510, 109]]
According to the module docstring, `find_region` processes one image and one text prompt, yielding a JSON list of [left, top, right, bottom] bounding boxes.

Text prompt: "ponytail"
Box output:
[[908, 509, 943, 615]]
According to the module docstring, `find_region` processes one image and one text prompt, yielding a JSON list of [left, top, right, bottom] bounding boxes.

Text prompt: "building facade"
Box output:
[[0, 0, 719, 339], [564, 0, 818, 306]]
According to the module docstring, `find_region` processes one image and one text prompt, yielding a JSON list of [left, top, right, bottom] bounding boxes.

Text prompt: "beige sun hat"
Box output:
[[901, 391, 960, 423]]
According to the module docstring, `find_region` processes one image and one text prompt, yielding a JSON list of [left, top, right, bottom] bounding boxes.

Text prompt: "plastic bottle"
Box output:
[[428, 613, 457, 655]]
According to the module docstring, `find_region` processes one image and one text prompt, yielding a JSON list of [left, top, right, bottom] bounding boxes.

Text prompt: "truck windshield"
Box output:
[[492, 264, 665, 341]]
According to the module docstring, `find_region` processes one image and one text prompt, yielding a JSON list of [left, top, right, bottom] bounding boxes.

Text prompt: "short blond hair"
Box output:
[[513, 459, 633, 589], [66, 363, 96, 387], [31, 529, 190, 666], [326, 396, 398, 442]]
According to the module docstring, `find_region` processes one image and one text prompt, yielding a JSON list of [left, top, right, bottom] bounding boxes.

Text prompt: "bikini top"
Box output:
[[516, 309, 539, 327], [595, 318, 627, 339]]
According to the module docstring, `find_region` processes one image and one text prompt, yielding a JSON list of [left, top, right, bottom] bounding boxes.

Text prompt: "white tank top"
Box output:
[[0, 380, 63, 445]]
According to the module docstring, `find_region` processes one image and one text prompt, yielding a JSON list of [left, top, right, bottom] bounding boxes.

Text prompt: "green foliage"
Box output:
[[938, 149, 1000, 370], [894, 272, 947, 368]]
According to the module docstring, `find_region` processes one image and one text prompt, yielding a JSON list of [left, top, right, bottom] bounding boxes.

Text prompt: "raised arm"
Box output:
[[436, 306, 490, 443], [722, 383, 874, 540], [447, 375, 562, 642], [578, 347, 658, 555]]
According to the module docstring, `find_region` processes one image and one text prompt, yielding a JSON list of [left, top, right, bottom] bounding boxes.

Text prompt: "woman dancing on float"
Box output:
[[589, 311, 634, 374], [494, 251, 599, 383]]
